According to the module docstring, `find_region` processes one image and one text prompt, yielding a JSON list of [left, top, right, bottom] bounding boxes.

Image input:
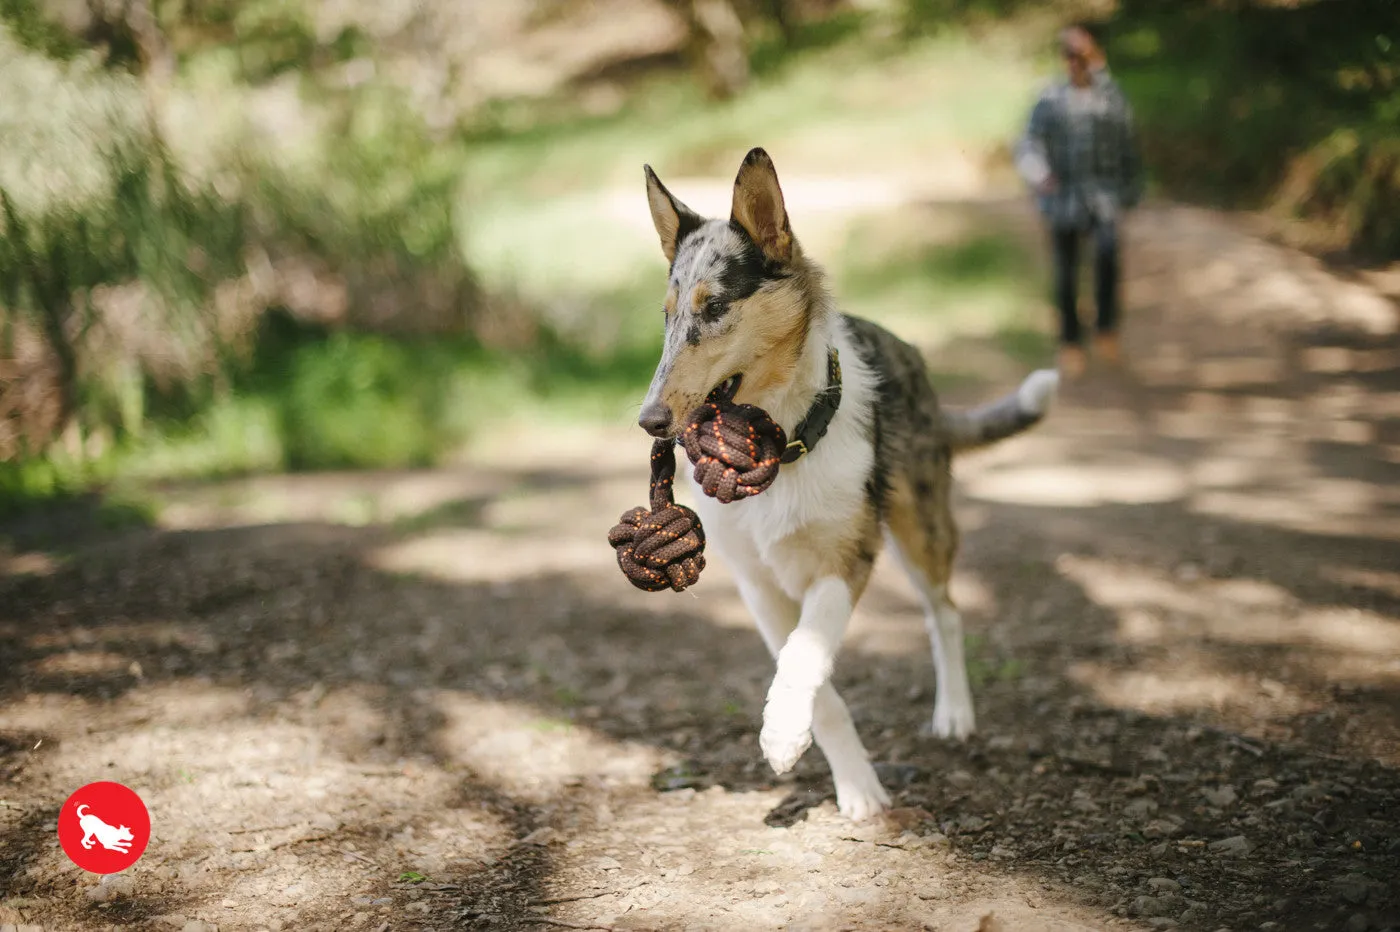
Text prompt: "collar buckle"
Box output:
[[780, 438, 809, 464], [782, 348, 843, 464]]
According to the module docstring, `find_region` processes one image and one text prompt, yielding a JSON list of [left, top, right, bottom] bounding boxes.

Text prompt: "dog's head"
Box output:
[[637, 147, 813, 438], [114, 825, 133, 840]]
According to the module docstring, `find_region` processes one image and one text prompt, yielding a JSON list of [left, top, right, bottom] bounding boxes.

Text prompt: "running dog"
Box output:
[[637, 147, 1059, 821]]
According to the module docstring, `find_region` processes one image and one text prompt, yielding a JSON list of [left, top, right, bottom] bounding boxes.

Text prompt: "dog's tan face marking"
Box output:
[[639, 150, 813, 434], [690, 282, 711, 314]]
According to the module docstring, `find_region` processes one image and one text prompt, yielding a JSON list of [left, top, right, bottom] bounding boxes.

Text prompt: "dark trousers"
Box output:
[[1051, 220, 1119, 345]]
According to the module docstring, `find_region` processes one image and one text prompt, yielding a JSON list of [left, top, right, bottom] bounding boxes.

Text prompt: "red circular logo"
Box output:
[[57, 781, 151, 874]]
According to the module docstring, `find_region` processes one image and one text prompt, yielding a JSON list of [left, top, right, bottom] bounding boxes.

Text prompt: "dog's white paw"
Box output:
[[834, 768, 892, 821], [930, 698, 976, 741], [760, 693, 813, 774]]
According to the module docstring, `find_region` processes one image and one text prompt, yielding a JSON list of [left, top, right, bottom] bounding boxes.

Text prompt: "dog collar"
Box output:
[[780, 348, 842, 464]]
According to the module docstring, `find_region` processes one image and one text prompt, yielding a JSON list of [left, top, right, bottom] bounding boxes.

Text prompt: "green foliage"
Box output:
[[899, 0, 1037, 39], [0, 5, 483, 500], [0, 139, 250, 444], [1102, 0, 1399, 255], [845, 231, 1031, 293], [0, 0, 86, 60], [226, 0, 318, 82], [255, 327, 466, 471], [747, 7, 870, 77], [0, 456, 109, 517], [252, 86, 471, 303], [1276, 128, 1400, 259], [109, 311, 658, 483]]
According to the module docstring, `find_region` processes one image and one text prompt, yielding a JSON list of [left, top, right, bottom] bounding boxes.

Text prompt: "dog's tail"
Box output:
[[76, 803, 89, 819], [944, 369, 1059, 454]]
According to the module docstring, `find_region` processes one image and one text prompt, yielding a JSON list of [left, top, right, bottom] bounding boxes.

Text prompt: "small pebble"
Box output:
[[1200, 785, 1238, 807], [85, 874, 134, 903], [1124, 798, 1158, 820], [1208, 835, 1252, 857]]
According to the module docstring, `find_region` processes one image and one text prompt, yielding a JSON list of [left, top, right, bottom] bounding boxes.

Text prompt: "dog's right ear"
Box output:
[[645, 165, 702, 264]]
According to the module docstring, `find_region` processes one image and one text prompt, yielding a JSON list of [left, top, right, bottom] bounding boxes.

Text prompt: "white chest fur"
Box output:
[[686, 325, 876, 600]]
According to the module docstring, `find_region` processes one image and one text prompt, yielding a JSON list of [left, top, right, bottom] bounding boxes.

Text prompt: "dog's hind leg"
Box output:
[[730, 563, 890, 820], [811, 680, 891, 819], [885, 474, 976, 740]]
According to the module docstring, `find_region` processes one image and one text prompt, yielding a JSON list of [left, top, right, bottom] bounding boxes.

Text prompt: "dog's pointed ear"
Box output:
[[645, 165, 702, 264], [730, 147, 793, 265]]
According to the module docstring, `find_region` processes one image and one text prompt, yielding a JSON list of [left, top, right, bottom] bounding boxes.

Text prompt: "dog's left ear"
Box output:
[[730, 147, 793, 265]]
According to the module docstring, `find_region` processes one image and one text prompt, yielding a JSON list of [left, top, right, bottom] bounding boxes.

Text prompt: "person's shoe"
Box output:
[[1057, 344, 1087, 379], [1093, 331, 1123, 366]]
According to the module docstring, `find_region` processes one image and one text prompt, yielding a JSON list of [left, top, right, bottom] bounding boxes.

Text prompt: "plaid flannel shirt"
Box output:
[[1015, 67, 1144, 231]]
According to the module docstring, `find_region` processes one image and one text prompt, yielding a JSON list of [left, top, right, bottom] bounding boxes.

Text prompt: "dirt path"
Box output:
[[3, 201, 1399, 932]]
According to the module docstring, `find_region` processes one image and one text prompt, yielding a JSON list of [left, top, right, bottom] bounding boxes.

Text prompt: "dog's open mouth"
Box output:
[[710, 373, 742, 402]]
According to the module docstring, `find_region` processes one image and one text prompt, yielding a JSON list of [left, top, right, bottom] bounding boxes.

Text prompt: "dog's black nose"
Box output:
[[638, 403, 673, 438]]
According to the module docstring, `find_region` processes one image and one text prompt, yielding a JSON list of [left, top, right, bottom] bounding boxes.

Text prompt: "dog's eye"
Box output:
[[702, 298, 728, 322]]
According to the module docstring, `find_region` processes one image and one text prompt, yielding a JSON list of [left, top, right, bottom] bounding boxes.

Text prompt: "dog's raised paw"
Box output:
[[760, 687, 815, 774], [759, 702, 813, 774], [760, 722, 812, 774]]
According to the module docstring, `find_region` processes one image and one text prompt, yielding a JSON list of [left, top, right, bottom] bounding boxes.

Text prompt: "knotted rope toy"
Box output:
[[607, 439, 709, 592], [609, 350, 843, 593], [680, 375, 786, 504]]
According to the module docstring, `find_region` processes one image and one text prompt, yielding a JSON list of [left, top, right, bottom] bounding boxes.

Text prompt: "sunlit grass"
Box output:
[[460, 28, 1040, 315], [831, 209, 1049, 360]]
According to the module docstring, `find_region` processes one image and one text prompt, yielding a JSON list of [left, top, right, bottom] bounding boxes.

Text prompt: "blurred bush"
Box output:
[[0, 0, 481, 503], [1102, 0, 1398, 258]]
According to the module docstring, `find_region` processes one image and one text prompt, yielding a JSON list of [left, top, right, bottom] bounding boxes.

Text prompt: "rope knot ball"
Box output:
[[608, 439, 707, 592], [680, 377, 786, 504]]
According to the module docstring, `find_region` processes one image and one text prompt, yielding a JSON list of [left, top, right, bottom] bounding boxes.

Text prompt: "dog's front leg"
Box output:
[[735, 571, 889, 818], [760, 575, 854, 775]]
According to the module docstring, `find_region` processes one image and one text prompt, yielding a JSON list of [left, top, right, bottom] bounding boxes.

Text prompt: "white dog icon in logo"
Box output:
[[75, 803, 135, 854]]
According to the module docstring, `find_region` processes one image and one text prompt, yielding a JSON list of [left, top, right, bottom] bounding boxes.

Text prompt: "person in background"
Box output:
[[1015, 23, 1144, 378]]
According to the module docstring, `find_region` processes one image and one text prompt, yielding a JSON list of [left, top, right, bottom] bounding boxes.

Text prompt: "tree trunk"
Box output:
[[679, 0, 751, 100]]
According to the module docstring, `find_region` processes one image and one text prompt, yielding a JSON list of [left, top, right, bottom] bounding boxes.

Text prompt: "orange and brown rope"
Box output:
[[607, 380, 787, 593], [608, 438, 708, 592], [609, 353, 840, 594], [680, 379, 785, 504]]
